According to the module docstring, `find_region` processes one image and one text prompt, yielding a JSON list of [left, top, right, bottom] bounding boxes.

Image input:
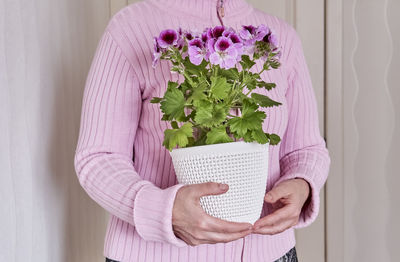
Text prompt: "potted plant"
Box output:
[[151, 25, 282, 224]]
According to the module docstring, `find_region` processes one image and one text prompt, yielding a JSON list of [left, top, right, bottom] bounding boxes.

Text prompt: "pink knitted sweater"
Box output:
[[74, 0, 331, 261]]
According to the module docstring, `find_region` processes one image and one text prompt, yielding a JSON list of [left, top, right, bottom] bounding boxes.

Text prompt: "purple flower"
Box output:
[[204, 37, 215, 61], [261, 27, 279, 50], [209, 37, 238, 69], [268, 34, 278, 49], [239, 25, 256, 40], [157, 29, 179, 48], [228, 32, 241, 44], [152, 37, 162, 68], [215, 37, 231, 52], [152, 24, 279, 70], [239, 24, 270, 45], [210, 25, 226, 38], [257, 24, 270, 39], [242, 45, 255, 57], [260, 31, 281, 62], [177, 27, 183, 36], [207, 37, 216, 52], [183, 28, 201, 41], [188, 38, 206, 65], [176, 37, 185, 50], [185, 32, 194, 40], [224, 32, 244, 61], [201, 31, 209, 43], [222, 27, 235, 37]]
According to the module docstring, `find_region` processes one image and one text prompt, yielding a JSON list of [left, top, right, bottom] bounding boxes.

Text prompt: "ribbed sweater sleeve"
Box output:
[[275, 26, 331, 228], [73, 28, 187, 247]]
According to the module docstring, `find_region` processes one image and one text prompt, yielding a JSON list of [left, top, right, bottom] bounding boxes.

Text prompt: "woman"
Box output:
[[74, 0, 331, 261]]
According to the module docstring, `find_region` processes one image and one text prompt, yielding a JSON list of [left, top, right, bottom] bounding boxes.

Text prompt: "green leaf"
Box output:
[[219, 68, 239, 80], [243, 132, 253, 142], [163, 123, 194, 151], [266, 133, 281, 145], [193, 99, 212, 109], [193, 99, 212, 124], [161, 114, 169, 121], [257, 81, 276, 91], [270, 60, 281, 69], [246, 78, 257, 91], [194, 100, 227, 127], [171, 121, 179, 129], [160, 86, 185, 120], [170, 66, 181, 73], [168, 81, 179, 89], [228, 111, 266, 137], [251, 93, 282, 108], [263, 62, 270, 71], [205, 126, 233, 144], [189, 80, 208, 102], [150, 97, 163, 103], [186, 136, 195, 147], [251, 129, 269, 144], [240, 55, 256, 70], [249, 71, 261, 80], [240, 98, 258, 115], [186, 109, 196, 122], [210, 76, 230, 100], [179, 79, 192, 94]]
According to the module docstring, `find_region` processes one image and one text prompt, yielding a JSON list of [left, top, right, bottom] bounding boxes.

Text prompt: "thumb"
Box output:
[[191, 181, 229, 198], [264, 183, 289, 203]]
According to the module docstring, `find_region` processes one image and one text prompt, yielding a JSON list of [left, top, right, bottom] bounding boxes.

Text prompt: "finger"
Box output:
[[271, 200, 284, 210], [190, 182, 229, 199], [176, 226, 213, 246], [264, 183, 291, 204], [253, 217, 295, 235], [177, 232, 194, 246], [201, 213, 253, 233], [200, 228, 253, 244], [253, 204, 295, 230], [174, 228, 197, 246]]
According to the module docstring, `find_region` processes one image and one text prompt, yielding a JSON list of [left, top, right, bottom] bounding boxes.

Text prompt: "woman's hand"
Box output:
[[172, 182, 253, 246], [252, 178, 311, 235]]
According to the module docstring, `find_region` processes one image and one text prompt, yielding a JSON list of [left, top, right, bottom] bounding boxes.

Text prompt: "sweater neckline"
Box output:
[[146, 0, 254, 25]]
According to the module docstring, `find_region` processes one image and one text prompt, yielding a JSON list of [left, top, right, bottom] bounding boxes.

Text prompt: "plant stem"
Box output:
[[183, 71, 195, 86], [213, 65, 219, 77], [188, 120, 198, 126]]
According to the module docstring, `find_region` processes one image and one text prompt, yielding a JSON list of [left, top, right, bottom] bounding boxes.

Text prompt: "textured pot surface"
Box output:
[[170, 141, 269, 224]]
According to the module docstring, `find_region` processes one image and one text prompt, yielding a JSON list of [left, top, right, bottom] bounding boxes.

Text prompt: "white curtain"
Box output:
[[0, 0, 110, 261]]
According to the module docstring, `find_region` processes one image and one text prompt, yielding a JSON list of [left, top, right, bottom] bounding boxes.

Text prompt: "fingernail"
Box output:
[[219, 183, 228, 190], [265, 194, 272, 200]]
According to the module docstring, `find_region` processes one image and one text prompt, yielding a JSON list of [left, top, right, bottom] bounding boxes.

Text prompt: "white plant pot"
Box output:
[[170, 141, 269, 224]]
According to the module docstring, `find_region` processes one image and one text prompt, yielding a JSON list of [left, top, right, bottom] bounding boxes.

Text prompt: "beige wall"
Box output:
[[326, 0, 400, 261], [0, 0, 110, 261]]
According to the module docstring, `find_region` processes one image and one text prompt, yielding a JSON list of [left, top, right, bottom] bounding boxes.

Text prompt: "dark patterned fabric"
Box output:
[[274, 246, 298, 262], [106, 258, 119, 262], [106, 246, 297, 262]]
